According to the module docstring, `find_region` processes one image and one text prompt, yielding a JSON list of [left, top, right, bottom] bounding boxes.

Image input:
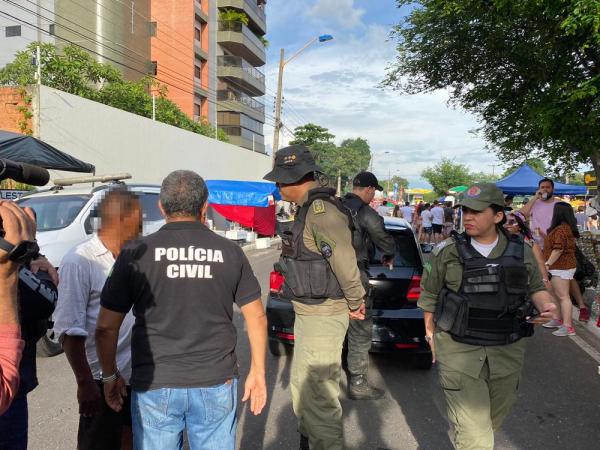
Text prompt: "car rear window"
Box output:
[[18, 195, 92, 232], [370, 231, 421, 268]]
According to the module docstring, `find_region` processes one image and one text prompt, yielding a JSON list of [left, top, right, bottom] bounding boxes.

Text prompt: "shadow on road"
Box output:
[[372, 353, 453, 450]]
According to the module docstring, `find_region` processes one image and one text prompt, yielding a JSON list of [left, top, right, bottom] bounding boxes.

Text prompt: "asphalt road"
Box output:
[[28, 246, 600, 449]]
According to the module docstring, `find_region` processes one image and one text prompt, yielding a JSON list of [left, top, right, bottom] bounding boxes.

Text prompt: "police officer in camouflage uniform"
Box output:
[[342, 171, 396, 400], [264, 145, 365, 450], [418, 184, 556, 450]]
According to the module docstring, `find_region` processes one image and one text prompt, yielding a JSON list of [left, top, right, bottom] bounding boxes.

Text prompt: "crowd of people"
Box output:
[[0, 149, 597, 450]]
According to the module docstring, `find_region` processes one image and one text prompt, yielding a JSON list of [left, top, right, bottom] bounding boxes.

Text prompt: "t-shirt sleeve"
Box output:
[[233, 247, 261, 307], [100, 249, 135, 313]]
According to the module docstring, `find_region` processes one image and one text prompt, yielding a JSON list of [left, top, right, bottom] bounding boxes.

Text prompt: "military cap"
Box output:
[[263, 145, 323, 185], [455, 183, 505, 211], [353, 171, 383, 191]]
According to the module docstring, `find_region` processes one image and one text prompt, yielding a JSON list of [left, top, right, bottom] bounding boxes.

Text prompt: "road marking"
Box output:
[[569, 335, 600, 370]]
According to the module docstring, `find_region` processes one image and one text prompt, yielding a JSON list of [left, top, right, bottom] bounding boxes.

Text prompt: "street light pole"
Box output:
[[271, 35, 333, 166], [272, 48, 285, 163]]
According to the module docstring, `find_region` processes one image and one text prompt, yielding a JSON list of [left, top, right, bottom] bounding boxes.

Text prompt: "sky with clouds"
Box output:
[[262, 0, 504, 188]]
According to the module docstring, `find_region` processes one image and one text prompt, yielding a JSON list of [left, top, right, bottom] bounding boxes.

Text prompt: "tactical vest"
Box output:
[[278, 188, 351, 305], [434, 231, 534, 346], [341, 194, 370, 269]]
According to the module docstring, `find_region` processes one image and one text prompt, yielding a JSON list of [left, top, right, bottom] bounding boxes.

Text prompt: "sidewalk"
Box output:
[[581, 287, 600, 341]]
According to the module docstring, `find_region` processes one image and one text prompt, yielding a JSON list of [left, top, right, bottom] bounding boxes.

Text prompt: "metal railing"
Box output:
[[217, 55, 265, 82], [217, 89, 265, 113], [243, 0, 266, 21], [217, 21, 265, 51]]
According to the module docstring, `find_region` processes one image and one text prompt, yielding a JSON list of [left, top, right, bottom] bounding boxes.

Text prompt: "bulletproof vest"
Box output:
[[435, 231, 534, 346], [278, 187, 351, 305], [341, 194, 372, 269]]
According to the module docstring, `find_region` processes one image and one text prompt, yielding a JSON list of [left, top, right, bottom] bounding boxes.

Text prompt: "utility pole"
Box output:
[[272, 48, 285, 166]]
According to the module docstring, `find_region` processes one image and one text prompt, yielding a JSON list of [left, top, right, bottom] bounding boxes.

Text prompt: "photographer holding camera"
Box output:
[[0, 200, 39, 416]]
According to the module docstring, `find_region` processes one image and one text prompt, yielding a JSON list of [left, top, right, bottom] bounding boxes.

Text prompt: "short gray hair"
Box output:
[[160, 170, 208, 217]]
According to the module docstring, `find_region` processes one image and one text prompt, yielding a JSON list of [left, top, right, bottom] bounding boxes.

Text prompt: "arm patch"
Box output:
[[312, 199, 326, 215]]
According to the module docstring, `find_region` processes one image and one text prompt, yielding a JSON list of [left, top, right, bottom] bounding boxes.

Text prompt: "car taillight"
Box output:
[[270, 271, 285, 293], [407, 274, 421, 301]]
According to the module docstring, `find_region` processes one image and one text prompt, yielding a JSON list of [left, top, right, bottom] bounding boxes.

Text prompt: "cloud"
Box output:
[[307, 0, 366, 28], [264, 6, 502, 187]]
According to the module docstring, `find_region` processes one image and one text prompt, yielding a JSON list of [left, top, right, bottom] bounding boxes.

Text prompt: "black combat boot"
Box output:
[[299, 433, 309, 450], [348, 374, 384, 400]]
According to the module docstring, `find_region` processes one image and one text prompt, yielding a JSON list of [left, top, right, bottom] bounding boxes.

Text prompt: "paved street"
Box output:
[[28, 245, 600, 450]]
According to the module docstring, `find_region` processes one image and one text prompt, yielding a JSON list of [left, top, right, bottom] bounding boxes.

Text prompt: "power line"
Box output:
[[0, 4, 277, 142], [8, 0, 277, 126]]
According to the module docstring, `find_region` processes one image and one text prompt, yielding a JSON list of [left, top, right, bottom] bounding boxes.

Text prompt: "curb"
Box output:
[[242, 236, 281, 253]]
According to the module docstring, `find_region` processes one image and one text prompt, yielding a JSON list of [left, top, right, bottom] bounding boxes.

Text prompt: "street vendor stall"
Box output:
[[205, 180, 281, 236], [495, 163, 587, 195]]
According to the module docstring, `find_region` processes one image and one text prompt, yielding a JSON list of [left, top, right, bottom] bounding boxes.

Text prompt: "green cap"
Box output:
[[455, 183, 505, 211]]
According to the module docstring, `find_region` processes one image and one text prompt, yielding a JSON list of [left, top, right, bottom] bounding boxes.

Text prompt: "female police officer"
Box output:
[[417, 183, 556, 450]]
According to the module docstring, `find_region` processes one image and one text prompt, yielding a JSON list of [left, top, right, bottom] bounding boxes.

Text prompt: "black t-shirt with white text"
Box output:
[[101, 221, 261, 391]]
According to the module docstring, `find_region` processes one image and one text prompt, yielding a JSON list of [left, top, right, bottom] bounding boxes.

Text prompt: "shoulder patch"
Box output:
[[312, 199, 326, 215]]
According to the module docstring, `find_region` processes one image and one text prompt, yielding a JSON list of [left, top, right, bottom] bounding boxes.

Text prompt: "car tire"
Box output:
[[268, 339, 291, 357], [36, 330, 63, 357], [413, 354, 433, 370]]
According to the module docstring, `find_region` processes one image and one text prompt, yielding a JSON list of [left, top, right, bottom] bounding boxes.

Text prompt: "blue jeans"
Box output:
[[131, 379, 237, 450]]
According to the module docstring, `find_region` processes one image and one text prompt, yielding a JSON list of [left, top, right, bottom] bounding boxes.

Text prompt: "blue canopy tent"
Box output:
[[205, 180, 281, 235], [495, 164, 587, 196]]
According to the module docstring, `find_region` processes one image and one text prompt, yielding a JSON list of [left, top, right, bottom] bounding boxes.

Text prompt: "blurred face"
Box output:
[[462, 206, 504, 238], [539, 181, 554, 199], [120, 202, 142, 243]]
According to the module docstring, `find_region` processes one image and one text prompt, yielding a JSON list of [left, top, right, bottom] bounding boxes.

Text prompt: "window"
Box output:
[[194, 27, 201, 42], [150, 21, 157, 37], [151, 61, 157, 76], [5, 25, 21, 37], [139, 193, 163, 221], [194, 65, 201, 79], [48, 24, 55, 35], [17, 195, 92, 232], [194, 103, 202, 118]]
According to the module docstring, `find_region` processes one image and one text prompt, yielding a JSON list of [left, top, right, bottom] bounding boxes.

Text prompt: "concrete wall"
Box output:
[[37, 85, 271, 183]]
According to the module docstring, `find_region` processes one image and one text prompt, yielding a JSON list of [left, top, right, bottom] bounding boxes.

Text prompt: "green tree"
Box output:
[[421, 158, 474, 196], [0, 43, 226, 141], [471, 172, 500, 184], [383, 1, 600, 190], [380, 175, 410, 193], [289, 123, 335, 147]]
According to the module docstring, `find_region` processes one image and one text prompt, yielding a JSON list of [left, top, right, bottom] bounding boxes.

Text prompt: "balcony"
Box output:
[[217, 21, 266, 67], [219, 125, 265, 153], [218, 0, 266, 35], [217, 89, 265, 123], [217, 55, 265, 96]]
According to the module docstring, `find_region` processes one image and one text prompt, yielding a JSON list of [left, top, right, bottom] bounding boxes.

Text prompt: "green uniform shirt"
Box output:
[[418, 231, 546, 379], [292, 191, 365, 316]]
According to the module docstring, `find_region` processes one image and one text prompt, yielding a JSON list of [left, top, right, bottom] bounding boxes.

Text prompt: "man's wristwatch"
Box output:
[[100, 369, 121, 384]]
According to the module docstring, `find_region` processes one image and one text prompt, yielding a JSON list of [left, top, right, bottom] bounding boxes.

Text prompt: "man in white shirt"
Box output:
[[400, 202, 413, 224], [377, 201, 391, 217], [420, 204, 433, 243], [53, 188, 142, 450], [431, 200, 445, 243]]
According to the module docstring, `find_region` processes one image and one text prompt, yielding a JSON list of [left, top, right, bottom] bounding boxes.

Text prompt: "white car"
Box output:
[[17, 180, 164, 267], [16, 176, 165, 356]]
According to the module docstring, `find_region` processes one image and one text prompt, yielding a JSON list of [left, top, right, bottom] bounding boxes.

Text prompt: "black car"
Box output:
[[266, 216, 433, 369]]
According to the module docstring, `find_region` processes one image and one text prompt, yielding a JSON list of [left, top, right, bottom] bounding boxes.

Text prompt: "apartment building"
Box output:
[[216, 0, 267, 153], [150, 0, 215, 123], [0, 0, 152, 80]]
